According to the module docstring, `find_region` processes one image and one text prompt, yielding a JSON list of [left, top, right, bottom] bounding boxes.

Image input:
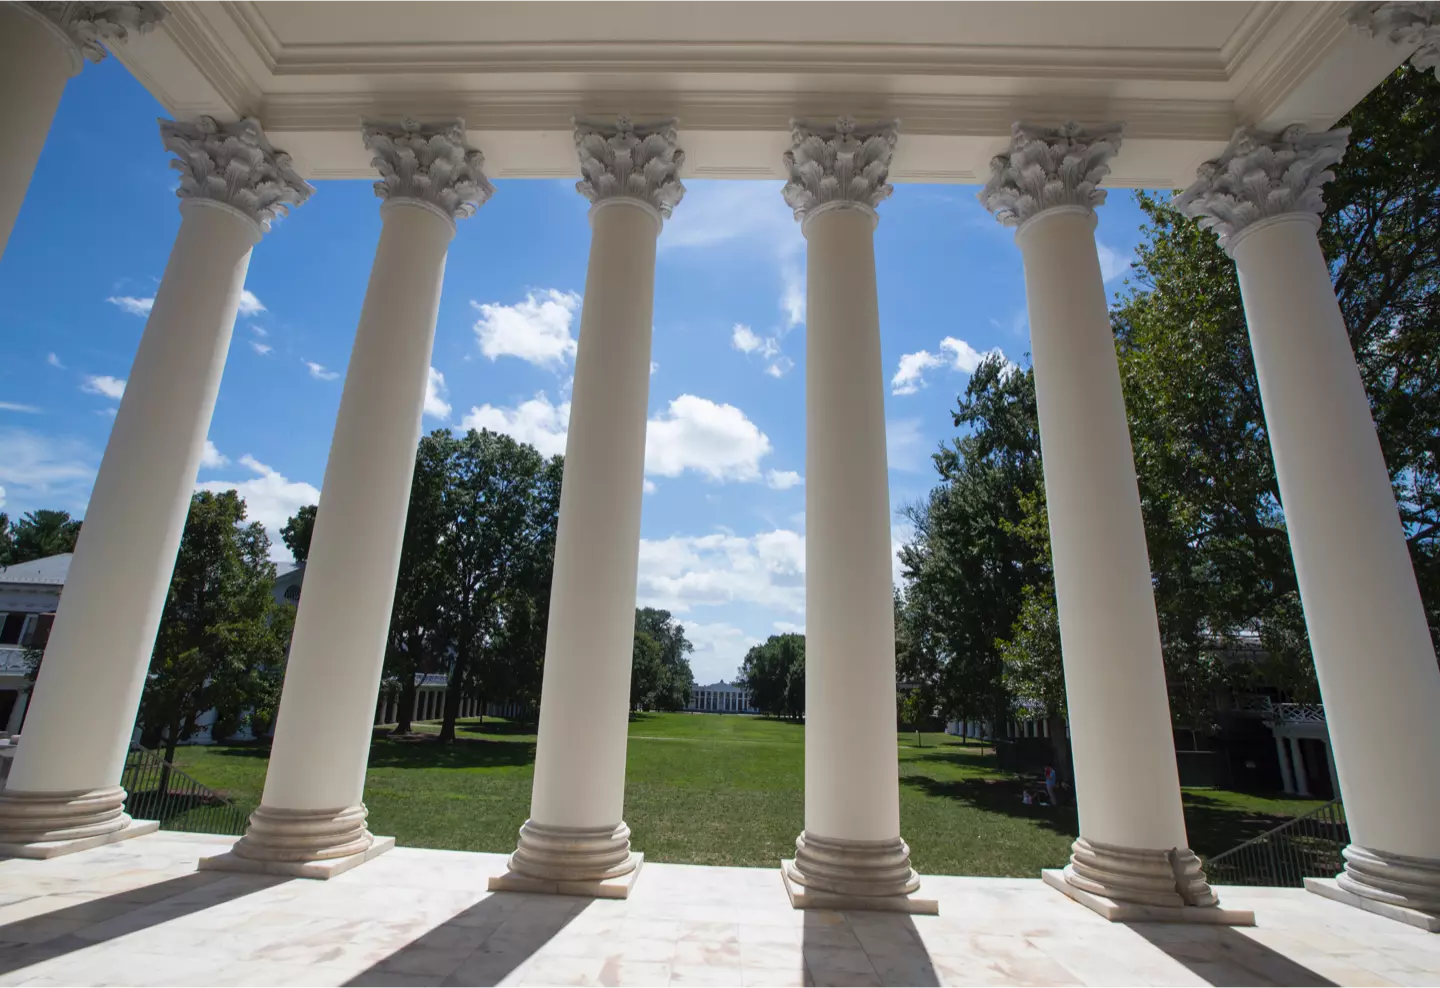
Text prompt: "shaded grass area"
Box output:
[[172, 713, 1323, 876]]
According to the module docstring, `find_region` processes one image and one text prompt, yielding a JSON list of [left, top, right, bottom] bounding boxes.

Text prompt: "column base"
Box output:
[[201, 835, 395, 880], [1305, 877, 1440, 933], [219, 803, 377, 871], [0, 816, 159, 859], [487, 819, 641, 897], [780, 832, 937, 914], [1043, 869, 1254, 925], [1064, 837, 1220, 908], [0, 785, 150, 857], [1312, 844, 1440, 930]]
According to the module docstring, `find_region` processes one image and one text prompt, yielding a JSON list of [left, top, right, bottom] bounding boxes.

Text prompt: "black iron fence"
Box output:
[[1203, 798, 1348, 888], [119, 745, 249, 836]]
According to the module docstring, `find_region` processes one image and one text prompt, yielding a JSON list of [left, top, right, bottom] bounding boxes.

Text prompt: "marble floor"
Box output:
[[0, 833, 1437, 987]]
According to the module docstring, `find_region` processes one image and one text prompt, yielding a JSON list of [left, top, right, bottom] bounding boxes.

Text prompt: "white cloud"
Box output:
[[0, 485, 5, 509], [0, 402, 41, 414], [643, 479, 657, 495], [886, 417, 929, 473], [424, 367, 451, 421], [81, 375, 126, 400], [773, 620, 805, 635], [650, 361, 659, 376], [249, 324, 268, 338], [250, 341, 273, 356], [940, 337, 989, 373], [106, 295, 153, 316], [781, 262, 805, 330], [637, 528, 806, 616], [200, 440, 228, 470], [197, 454, 320, 563], [765, 357, 794, 379], [238, 290, 266, 316], [683, 621, 763, 684], [462, 393, 571, 458], [658, 180, 800, 254], [646, 395, 772, 482], [471, 290, 581, 368], [46, 353, 64, 369], [0, 428, 97, 508], [731, 324, 776, 358], [305, 361, 340, 381], [892, 522, 915, 588], [891, 337, 1013, 395], [1096, 242, 1134, 284], [765, 469, 802, 490]]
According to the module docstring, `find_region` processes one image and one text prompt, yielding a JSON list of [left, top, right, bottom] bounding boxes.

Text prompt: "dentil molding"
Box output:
[[1349, 2, 1440, 77], [363, 118, 493, 220], [25, 1, 165, 64], [1173, 124, 1350, 252], [160, 116, 314, 231], [978, 121, 1124, 227], [574, 116, 685, 218], [782, 116, 898, 222]]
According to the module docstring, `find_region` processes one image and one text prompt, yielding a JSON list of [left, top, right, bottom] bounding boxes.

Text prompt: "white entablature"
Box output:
[[110, 1, 1412, 188]]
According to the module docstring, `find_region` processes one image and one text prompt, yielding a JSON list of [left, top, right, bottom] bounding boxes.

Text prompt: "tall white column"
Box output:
[[1275, 734, 1296, 794], [224, 120, 489, 871], [982, 122, 1218, 911], [1289, 737, 1312, 797], [776, 117, 923, 909], [1178, 124, 1440, 916], [0, 2, 163, 261], [0, 117, 310, 852], [498, 117, 683, 893]]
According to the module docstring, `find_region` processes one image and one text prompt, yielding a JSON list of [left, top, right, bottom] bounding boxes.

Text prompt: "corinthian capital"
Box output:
[[26, 1, 166, 64], [160, 117, 314, 232], [979, 122, 1124, 227], [782, 116, 898, 222], [363, 118, 493, 221], [574, 116, 685, 218], [1349, 2, 1440, 77], [1173, 125, 1349, 252]]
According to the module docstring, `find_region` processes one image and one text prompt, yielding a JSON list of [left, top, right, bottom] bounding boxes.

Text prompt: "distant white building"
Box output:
[[686, 680, 756, 715], [0, 553, 67, 735]]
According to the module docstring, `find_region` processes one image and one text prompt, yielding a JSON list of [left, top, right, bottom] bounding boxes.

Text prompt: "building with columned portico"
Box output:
[[1, 1, 1439, 964]]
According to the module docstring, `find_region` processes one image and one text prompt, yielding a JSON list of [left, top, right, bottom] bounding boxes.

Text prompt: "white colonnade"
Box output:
[[980, 123, 1219, 914], [777, 118, 925, 911], [221, 120, 491, 873], [1178, 124, 1440, 917], [0, 2, 163, 261], [0, 117, 311, 852], [494, 118, 684, 894]]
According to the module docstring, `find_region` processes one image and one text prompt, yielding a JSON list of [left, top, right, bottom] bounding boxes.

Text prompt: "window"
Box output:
[[0, 613, 25, 646]]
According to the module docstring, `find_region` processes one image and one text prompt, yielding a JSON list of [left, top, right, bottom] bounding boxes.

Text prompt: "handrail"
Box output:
[[120, 744, 249, 836], [1203, 797, 1348, 888]]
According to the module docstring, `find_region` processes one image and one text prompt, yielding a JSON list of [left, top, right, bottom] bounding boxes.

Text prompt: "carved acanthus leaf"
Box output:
[[978, 121, 1124, 227], [363, 118, 493, 220], [781, 116, 898, 221], [160, 117, 314, 231], [1173, 125, 1350, 251], [574, 117, 685, 217], [26, 2, 166, 64], [1349, 2, 1440, 77]]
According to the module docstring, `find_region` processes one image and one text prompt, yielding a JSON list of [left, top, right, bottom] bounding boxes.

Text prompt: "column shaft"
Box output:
[[509, 198, 657, 882], [0, 201, 257, 840], [0, 6, 76, 261], [1289, 736, 1312, 797], [1018, 206, 1213, 909], [233, 200, 451, 863], [1232, 214, 1440, 864]]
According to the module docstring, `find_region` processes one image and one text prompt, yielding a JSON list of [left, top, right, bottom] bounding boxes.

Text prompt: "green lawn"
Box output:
[[171, 713, 1324, 877]]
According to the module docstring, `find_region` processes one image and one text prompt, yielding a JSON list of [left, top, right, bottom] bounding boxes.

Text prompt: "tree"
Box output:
[[138, 491, 293, 776], [280, 504, 317, 565], [630, 631, 665, 711], [5, 510, 82, 565], [738, 633, 805, 720], [632, 608, 694, 712]]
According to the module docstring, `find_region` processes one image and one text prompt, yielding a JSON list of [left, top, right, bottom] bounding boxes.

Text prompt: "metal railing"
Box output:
[[119, 745, 249, 836], [1203, 798, 1348, 888]]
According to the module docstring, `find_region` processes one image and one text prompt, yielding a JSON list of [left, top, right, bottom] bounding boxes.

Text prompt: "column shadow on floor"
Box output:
[[1125, 922, 1338, 987], [803, 908, 940, 986], [343, 890, 587, 987], [0, 870, 288, 976]]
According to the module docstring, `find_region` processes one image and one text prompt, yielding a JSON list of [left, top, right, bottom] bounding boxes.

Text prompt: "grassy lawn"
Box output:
[[171, 713, 1324, 877]]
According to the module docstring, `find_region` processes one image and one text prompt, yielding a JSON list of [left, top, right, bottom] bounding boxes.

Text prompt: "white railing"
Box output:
[[0, 646, 29, 675], [1268, 701, 1326, 725]]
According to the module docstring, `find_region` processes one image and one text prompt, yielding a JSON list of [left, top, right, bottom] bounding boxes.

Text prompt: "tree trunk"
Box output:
[[396, 669, 416, 735], [159, 722, 180, 804], [438, 650, 467, 743], [1047, 713, 1072, 786]]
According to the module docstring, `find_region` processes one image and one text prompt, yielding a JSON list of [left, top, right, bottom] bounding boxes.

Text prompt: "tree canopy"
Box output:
[[0, 510, 82, 567], [738, 633, 805, 720], [630, 608, 694, 711], [280, 505, 317, 565]]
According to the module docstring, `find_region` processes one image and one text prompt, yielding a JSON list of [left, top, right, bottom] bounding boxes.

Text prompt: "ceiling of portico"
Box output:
[[112, 1, 1408, 187]]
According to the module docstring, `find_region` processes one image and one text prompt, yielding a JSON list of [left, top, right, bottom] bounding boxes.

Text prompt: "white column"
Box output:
[[982, 122, 1217, 911], [227, 120, 489, 869], [1289, 737, 1312, 797], [1275, 733, 1296, 794], [0, 3, 163, 261], [0, 117, 309, 852], [778, 117, 920, 907], [500, 117, 683, 891], [5, 692, 28, 735], [1178, 124, 1440, 915]]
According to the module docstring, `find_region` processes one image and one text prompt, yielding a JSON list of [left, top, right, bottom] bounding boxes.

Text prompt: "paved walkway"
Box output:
[[0, 833, 1437, 986]]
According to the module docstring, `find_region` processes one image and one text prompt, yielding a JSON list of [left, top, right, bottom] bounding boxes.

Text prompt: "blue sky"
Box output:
[[0, 59, 1151, 686]]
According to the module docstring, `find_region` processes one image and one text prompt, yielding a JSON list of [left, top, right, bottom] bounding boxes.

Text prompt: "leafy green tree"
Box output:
[[630, 631, 666, 711], [138, 491, 294, 772], [633, 608, 694, 711], [5, 510, 82, 565], [280, 504, 317, 565], [738, 633, 805, 720]]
